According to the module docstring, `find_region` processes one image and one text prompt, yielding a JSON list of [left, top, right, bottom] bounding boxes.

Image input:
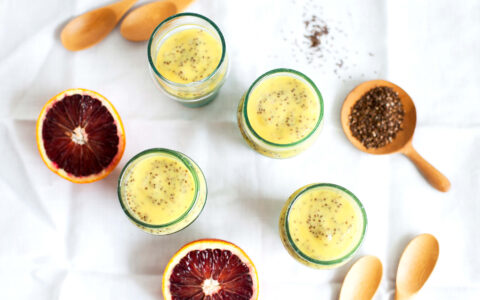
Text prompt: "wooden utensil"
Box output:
[[339, 256, 383, 300], [61, 0, 138, 51], [341, 80, 451, 192], [395, 234, 439, 300], [120, 0, 194, 42]]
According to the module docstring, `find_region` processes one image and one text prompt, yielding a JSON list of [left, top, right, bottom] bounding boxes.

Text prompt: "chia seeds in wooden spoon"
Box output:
[[348, 86, 405, 149]]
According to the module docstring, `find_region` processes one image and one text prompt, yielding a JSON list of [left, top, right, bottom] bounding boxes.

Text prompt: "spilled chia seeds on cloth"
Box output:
[[279, 0, 380, 80]]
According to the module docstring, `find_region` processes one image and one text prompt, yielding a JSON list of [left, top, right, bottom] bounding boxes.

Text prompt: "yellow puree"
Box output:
[[288, 187, 363, 261], [155, 28, 222, 84], [246, 75, 320, 144], [124, 156, 195, 225]]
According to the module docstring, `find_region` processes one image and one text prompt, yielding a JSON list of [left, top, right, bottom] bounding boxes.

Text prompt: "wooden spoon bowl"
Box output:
[[339, 256, 383, 300], [341, 80, 416, 155], [395, 234, 439, 300], [120, 0, 194, 42], [61, 0, 138, 51], [341, 80, 451, 192]]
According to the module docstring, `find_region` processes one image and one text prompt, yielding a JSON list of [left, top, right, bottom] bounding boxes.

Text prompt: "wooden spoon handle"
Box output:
[[402, 144, 451, 192]]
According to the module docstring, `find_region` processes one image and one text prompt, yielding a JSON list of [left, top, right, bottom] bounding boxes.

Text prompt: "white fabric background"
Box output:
[[1, 0, 479, 299]]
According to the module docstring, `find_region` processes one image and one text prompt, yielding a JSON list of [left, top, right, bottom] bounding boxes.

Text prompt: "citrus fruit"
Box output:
[[36, 88, 125, 183], [163, 239, 259, 300]]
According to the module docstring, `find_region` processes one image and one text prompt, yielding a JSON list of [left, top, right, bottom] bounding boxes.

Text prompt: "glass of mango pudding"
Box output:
[[237, 69, 324, 158], [279, 183, 367, 269], [118, 148, 207, 235], [148, 13, 228, 107]]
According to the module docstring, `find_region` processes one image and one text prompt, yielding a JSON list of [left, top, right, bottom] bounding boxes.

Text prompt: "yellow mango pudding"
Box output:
[[118, 148, 207, 235], [148, 13, 228, 107], [237, 69, 324, 158], [279, 183, 367, 269]]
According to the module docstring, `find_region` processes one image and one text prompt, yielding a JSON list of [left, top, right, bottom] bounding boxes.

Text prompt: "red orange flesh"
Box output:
[[36, 88, 125, 183], [163, 239, 259, 300]]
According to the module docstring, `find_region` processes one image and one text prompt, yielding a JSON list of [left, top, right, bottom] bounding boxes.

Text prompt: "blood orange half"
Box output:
[[163, 239, 259, 300], [36, 88, 125, 183]]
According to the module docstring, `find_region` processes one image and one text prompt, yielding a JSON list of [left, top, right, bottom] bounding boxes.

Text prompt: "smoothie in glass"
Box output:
[[118, 148, 207, 235], [237, 69, 323, 158], [148, 13, 228, 107], [279, 183, 367, 269]]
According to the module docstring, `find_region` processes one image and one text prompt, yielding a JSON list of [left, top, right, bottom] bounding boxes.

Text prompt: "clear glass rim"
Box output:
[[242, 68, 324, 147], [284, 183, 368, 265], [147, 12, 227, 87], [117, 148, 201, 229]]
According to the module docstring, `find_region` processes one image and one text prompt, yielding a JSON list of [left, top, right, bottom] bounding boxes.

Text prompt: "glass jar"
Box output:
[[148, 13, 228, 107], [279, 183, 367, 269], [118, 148, 207, 235], [237, 69, 324, 158]]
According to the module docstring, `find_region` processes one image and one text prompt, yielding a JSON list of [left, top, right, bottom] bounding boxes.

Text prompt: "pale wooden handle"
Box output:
[[402, 144, 451, 192]]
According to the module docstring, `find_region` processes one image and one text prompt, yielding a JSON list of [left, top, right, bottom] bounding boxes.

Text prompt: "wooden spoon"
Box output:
[[395, 234, 439, 300], [61, 0, 138, 51], [341, 80, 451, 192], [120, 0, 194, 42], [339, 256, 383, 300]]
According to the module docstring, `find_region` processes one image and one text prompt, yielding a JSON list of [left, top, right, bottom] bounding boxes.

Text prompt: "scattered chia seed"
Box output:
[[278, 0, 380, 79], [304, 15, 329, 48], [349, 86, 405, 149]]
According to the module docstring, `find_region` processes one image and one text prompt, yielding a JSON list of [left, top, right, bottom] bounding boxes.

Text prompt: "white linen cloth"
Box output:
[[1, 0, 479, 299]]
